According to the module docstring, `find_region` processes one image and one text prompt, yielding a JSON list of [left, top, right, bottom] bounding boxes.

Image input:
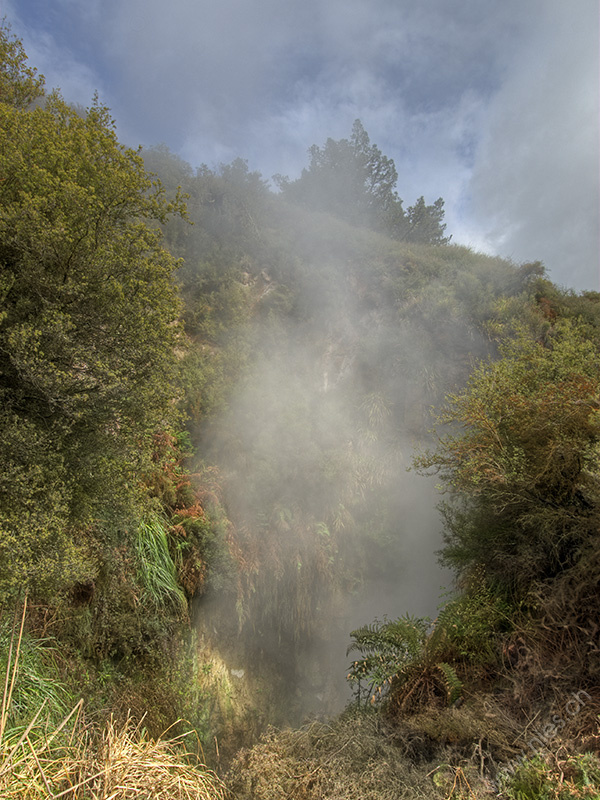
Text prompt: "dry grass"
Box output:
[[226, 709, 492, 799], [0, 712, 227, 799], [225, 690, 600, 800], [0, 601, 226, 800]]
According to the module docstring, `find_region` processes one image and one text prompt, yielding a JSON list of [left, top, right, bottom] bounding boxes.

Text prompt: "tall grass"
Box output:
[[0, 600, 70, 731], [136, 512, 188, 613], [0, 601, 226, 798]]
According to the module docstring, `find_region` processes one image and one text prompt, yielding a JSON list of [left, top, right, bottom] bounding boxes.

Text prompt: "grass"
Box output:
[[3, 599, 599, 799], [227, 707, 473, 799], [136, 512, 188, 613], [498, 752, 600, 799], [0, 600, 226, 799], [0, 602, 71, 731], [226, 698, 600, 799]]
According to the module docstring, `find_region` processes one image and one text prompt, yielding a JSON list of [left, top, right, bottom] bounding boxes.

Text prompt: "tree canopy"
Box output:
[[416, 321, 600, 592], [0, 19, 45, 108], [0, 29, 184, 597], [277, 119, 450, 244]]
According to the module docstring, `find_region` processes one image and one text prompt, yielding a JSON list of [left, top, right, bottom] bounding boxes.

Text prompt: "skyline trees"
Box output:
[[276, 119, 450, 244]]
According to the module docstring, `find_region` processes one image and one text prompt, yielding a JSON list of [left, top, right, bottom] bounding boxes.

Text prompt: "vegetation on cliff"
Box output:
[[1, 21, 599, 798]]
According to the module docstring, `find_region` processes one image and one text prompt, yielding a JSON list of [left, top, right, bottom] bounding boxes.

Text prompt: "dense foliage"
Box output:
[[417, 321, 600, 591], [0, 21, 44, 107], [1, 21, 599, 798], [0, 23, 203, 668], [0, 93, 186, 588]]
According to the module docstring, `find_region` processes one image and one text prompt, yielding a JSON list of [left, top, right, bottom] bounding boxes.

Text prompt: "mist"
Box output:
[[2, 7, 599, 789], [187, 202, 491, 721], [6, 0, 595, 727]]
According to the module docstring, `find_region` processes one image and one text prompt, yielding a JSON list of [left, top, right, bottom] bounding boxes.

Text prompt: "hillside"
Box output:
[[1, 24, 599, 799]]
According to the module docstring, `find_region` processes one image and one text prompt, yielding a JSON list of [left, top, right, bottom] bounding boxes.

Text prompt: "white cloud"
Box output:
[[467, 0, 599, 289], [4, 0, 598, 289], [4, 0, 103, 106]]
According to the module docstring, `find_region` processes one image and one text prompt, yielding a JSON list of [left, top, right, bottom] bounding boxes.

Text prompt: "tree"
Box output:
[[277, 120, 401, 229], [404, 196, 451, 245], [0, 20, 45, 108], [277, 120, 450, 244], [0, 82, 184, 595], [415, 321, 600, 594]]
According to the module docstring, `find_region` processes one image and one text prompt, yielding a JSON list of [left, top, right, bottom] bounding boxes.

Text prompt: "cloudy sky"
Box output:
[[5, 0, 599, 290]]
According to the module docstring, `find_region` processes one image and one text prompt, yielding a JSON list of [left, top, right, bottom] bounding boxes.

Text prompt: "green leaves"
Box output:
[[347, 615, 430, 695], [0, 22, 44, 109], [277, 119, 449, 244], [0, 406, 92, 598], [136, 514, 187, 614], [0, 98, 182, 427], [347, 580, 514, 711], [0, 60, 184, 599], [417, 320, 600, 591], [404, 196, 450, 245], [346, 614, 465, 711]]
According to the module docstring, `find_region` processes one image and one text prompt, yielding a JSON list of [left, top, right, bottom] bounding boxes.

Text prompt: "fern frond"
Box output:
[[435, 661, 463, 705], [346, 615, 430, 704]]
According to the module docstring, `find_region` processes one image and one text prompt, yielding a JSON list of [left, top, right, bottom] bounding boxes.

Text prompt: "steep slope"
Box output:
[[144, 147, 555, 730]]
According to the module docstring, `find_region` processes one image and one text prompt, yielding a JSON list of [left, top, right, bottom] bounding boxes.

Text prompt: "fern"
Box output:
[[346, 615, 430, 705], [347, 581, 510, 710], [435, 661, 463, 705]]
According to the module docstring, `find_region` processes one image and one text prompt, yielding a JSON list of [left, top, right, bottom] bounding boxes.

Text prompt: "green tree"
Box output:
[[277, 119, 401, 229], [0, 81, 184, 595], [0, 20, 44, 108], [404, 196, 450, 245], [416, 321, 600, 593], [277, 120, 449, 244]]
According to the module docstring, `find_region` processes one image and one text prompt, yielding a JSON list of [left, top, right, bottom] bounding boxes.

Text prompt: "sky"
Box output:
[[5, 0, 599, 291]]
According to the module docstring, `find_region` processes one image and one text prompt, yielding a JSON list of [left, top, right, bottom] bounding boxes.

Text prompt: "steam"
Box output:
[[195, 230, 480, 720]]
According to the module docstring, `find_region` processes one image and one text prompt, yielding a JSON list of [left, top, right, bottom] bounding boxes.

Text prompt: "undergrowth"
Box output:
[[227, 702, 600, 800], [346, 583, 511, 712], [136, 512, 188, 614], [0, 600, 226, 799], [228, 708, 452, 799], [498, 752, 600, 799], [347, 613, 465, 709]]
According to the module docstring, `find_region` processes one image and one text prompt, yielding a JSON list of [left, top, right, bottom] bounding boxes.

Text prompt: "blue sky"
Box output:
[[5, 0, 599, 290]]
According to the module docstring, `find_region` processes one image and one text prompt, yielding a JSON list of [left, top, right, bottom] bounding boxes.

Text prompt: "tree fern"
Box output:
[[346, 615, 430, 705], [347, 611, 470, 710]]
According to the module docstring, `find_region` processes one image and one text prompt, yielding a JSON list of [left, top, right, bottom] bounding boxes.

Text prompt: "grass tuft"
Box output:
[[0, 602, 225, 799], [136, 512, 188, 614]]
